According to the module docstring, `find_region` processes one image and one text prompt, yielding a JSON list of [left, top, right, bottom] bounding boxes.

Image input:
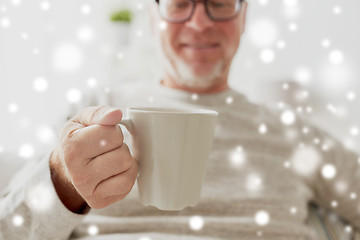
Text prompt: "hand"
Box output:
[[50, 106, 138, 212]]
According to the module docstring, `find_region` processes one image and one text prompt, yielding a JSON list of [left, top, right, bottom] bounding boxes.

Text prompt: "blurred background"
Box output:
[[0, 0, 359, 169]]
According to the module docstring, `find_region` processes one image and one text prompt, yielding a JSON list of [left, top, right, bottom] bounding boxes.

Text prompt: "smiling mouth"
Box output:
[[181, 43, 220, 49]]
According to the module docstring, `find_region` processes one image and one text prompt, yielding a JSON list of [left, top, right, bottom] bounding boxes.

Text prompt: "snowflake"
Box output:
[[258, 0, 268, 6], [302, 127, 309, 134], [288, 22, 298, 32], [100, 140, 107, 147], [346, 91, 356, 101], [87, 77, 97, 88], [26, 183, 55, 212], [290, 207, 297, 214], [281, 110, 296, 125], [283, 0, 298, 7], [53, 43, 84, 72], [290, 145, 322, 177], [295, 90, 309, 101], [335, 180, 348, 194], [277, 102, 285, 109], [229, 147, 247, 167], [138, 237, 152, 240], [21, 32, 29, 40], [321, 164, 337, 179], [11, 0, 22, 6], [284, 161, 291, 168], [12, 215, 24, 226], [349, 126, 359, 136], [19, 143, 35, 159], [245, 173, 263, 192], [136, 30, 143, 37], [33, 77, 48, 92], [137, 3, 144, 10], [254, 211, 270, 226], [40, 1, 50, 11], [248, 19, 278, 47], [33, 48, 40, 55], [226, 96, 233, 104], [159, 21, 167, 31], [333, 6, 342, 15], [282, 83, 289, 90], [77, 26, 95, 43], [321, 39, 331, 48], [294, 67, 312, 85], [350, 192, 357, 200], [8, 103, 19, 113], [277, 40, 286, 49], [258, 123, 268, 134], [66, 88, 82, 103], [329, 50, 344, 64], [36, 125, 56, 144], [81, 5, 91, 15], [1, 17, 11, 28], [191, 94, 199, 101], [189, 216, 204, 231], [117, 53, 124, 60], [345, 225, 352, 233], [87, 225, 99, 236], [260, 48, 275, 63]]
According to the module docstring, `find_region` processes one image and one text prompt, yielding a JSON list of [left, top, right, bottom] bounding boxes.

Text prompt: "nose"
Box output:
[[184, 3, 214, 31]]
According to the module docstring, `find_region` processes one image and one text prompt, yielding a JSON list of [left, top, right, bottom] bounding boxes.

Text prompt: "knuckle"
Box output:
[[118, 181, 131, 194], [87, 199, 106, 209], [88, 105, 107, 123], [123, 172, 136, 192], [121, 155, 133, 172]]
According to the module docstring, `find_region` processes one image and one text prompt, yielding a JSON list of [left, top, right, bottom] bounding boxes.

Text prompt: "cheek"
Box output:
[[220, 22, 241, 56], [161, 25, 182, 55]]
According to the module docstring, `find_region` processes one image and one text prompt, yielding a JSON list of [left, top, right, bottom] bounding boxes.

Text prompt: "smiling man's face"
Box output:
[[153, 0, 247, 93]]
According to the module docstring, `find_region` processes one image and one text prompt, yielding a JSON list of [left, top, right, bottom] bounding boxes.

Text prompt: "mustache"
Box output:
[[177, 30, 221, 42]]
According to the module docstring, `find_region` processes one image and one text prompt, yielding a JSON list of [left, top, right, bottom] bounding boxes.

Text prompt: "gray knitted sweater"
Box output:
[[1, 82, 359, 240]]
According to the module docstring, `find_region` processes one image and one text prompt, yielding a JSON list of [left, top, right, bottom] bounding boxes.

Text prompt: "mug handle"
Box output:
[[119, 118, 134, 134]]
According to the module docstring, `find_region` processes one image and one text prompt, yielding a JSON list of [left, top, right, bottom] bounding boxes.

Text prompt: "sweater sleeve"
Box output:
[[293, 117, 360, 231], [0, 152, 86, 240], [0, 87, 110, 240]]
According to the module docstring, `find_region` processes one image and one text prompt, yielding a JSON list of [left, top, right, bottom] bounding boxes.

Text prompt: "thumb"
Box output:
[[73, 106, 123, 126]]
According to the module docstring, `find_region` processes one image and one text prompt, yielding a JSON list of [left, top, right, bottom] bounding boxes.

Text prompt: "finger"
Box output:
[[86, 144, 133, 190], [64, 124, 125, 165], [88, 188, 132, 209], [93, 157, 138, 198], [72, 106, 123, 127]]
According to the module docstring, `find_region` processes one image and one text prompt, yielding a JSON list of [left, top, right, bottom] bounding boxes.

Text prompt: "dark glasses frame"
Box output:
[[155, 0, 244, 23]]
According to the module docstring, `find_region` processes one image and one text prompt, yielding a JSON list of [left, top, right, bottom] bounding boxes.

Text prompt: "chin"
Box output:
[[171, 59, 224, 89]]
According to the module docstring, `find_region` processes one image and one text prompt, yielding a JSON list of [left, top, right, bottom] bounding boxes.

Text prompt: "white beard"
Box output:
[[155, 35, 224, 90], [166, 55, 224, 89]]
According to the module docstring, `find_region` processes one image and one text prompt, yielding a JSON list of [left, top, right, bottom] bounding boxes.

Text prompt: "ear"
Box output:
[[239, 1, 248, 34]]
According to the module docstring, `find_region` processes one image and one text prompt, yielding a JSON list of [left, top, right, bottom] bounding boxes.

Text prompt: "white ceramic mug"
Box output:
[[119, 107, 218, 211]]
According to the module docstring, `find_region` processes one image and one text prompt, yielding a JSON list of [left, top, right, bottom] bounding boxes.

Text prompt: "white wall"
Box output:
[[0, 0, 359, 161]]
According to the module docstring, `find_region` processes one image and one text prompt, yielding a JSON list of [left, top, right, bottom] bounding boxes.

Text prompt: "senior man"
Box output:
[[1, 0, 360, 239]]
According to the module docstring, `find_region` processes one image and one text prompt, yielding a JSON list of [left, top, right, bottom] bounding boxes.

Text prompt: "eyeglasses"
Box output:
[[155, 0, 243, 23]]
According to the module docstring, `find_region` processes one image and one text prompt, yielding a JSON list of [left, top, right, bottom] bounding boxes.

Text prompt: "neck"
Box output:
[[160, 74, 230, 94]]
